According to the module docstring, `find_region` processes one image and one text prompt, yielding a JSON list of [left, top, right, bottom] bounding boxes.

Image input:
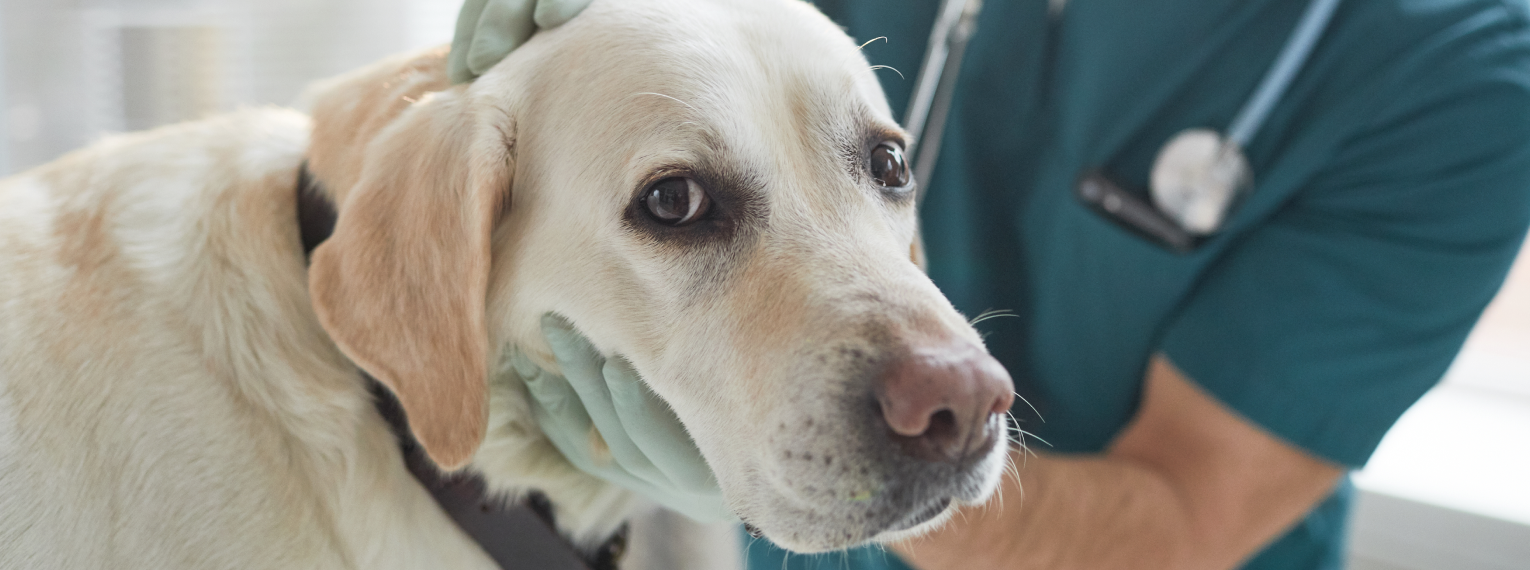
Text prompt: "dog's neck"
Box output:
[[294, 162, 626, 570]]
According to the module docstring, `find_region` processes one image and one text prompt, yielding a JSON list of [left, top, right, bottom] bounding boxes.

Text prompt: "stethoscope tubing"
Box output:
[[1225, 0, 1343, 147], [906, 0, 982, 201], [907, 0, 1342, 160], [904, 0, 1342, 252]]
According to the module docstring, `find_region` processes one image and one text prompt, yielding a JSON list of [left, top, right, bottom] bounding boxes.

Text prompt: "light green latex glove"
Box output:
[[448, 0, 594, 84], [511, 314, 735, 523]]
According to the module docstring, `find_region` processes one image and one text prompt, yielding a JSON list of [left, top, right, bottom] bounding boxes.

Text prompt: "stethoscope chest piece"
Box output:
[[1149, 128, 1251, 236], [1076, 0, 1342, 252]]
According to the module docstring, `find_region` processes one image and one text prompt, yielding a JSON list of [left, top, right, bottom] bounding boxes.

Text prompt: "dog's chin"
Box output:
[[748, 492, 977, 553], [883, 497, 956, 534], [869, 499, 958, 543], [742, 438, 1010, 553]]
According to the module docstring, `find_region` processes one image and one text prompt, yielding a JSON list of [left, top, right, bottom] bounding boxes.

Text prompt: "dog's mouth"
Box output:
[[888, 497, 954, 533]]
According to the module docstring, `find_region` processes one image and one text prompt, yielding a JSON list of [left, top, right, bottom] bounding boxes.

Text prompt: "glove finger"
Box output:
[[533, 0, 595, 28], [517, 351, 601, 465], [467, 0, 538, 77], [518, 349, 668, 495], [514, 351, 582, 417], [602, 357, 722, 491], [529, 322, 736, 523], [539, 314, 606, 384], [525, 380, 658, 493], [448, 0, 491, 83], [541, 315, 675, 487]]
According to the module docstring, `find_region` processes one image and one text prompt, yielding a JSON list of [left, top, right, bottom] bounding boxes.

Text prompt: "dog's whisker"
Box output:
[[1007, 452, 1025, 510], [859, 36, 888, 50], [1007, 427, 1050, 450], [1005, 411, 1037, 444], [876, 543, 893, 568], [869, 64, 904, 79], [1019, 432, 1050, 449], [1013, 391, 1045, 423], [967, 308, 1017, 325]]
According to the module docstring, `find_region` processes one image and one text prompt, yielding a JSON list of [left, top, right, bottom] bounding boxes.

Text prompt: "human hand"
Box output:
[[448, 0, 595, 84], [512, 314, 735, 523]]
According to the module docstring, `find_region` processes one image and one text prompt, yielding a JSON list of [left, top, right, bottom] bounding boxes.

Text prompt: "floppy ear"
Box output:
[[304, 46, 454, 205], [307, 52, 514, 470]]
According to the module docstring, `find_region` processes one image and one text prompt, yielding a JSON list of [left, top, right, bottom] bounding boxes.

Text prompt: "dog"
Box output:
[[0, 0, 1015, 567]]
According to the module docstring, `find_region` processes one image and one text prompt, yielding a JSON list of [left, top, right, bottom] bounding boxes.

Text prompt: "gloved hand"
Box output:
[[448, 0, 595, 84], [511, 314, 735, 523]]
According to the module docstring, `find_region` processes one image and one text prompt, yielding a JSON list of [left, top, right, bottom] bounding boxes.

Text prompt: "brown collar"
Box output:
[[296, 164, 626, 570]]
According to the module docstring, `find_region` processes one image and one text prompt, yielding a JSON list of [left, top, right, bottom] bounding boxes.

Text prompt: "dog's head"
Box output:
[[304, 0, 1013, 552]]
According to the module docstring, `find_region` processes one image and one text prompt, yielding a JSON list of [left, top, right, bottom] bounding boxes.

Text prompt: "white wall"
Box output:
[[0, 1, 9, 176], [0, 0, 458, 177]]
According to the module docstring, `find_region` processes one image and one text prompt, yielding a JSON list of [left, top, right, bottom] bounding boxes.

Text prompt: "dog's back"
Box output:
[[0, 108, 498, 570]]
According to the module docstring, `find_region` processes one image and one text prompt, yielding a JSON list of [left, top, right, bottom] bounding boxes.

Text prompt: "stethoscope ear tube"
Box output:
[[905, 0, 982, 205], [1224, 0, 1342, 148]]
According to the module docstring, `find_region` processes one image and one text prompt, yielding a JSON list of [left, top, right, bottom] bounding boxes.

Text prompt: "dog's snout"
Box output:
[[875, 343, 1015, 463]]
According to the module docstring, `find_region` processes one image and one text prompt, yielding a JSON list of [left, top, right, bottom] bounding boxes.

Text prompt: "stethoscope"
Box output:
[[906, 0, 1343, 253]]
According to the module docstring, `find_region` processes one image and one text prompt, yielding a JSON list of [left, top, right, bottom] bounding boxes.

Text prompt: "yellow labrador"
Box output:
[[0, 0, 1014, 567]]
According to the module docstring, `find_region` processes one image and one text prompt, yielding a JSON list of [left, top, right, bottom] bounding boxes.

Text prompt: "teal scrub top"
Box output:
[[746, 0, 1530, 568]]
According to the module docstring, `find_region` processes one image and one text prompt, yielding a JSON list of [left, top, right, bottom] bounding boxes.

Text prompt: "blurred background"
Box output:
[[1347, 252, 1530, 570], [0, 0, 458, 176], [0, 1, 1526, 569]]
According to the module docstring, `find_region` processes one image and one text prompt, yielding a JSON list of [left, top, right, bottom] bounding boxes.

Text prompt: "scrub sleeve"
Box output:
[[1161, 53, 1530, 468]]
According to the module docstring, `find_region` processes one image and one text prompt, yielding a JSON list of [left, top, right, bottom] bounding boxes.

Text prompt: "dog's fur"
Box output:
[[0, 0, 1009, 567]]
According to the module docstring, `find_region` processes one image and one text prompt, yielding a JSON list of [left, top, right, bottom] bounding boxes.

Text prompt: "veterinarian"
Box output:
[[451, 0, 1530, 569]]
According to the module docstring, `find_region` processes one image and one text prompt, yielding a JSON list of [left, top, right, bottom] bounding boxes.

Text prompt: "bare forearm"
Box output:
[[895, 449, 1195, 570], [893, 357, 1344, 570]]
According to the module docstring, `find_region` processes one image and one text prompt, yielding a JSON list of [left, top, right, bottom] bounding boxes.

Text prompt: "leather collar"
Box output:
[[296, 164, 626, 570]]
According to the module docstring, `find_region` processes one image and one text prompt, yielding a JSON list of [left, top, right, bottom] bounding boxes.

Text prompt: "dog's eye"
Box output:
[[869, 143, 910, 188], [644, 176, 711, 226]]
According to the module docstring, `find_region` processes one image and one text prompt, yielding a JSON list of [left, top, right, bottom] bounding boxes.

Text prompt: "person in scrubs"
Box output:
[[449, 0, 1530, 568]]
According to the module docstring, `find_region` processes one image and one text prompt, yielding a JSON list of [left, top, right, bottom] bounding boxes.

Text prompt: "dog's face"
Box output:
[[305, 0, 1013, 553]]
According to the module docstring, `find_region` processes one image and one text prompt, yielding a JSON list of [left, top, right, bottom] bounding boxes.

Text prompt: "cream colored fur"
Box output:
[[0, 109, 504, 569], [0, 0, 1008, 566]]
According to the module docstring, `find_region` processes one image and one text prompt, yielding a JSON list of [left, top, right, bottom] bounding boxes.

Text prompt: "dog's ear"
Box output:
[[306, 51, 513, 470], [303, 46, 453, 204]]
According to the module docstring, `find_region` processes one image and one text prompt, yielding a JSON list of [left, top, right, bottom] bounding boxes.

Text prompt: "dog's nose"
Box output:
[[875, 342, 1014, 463]]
